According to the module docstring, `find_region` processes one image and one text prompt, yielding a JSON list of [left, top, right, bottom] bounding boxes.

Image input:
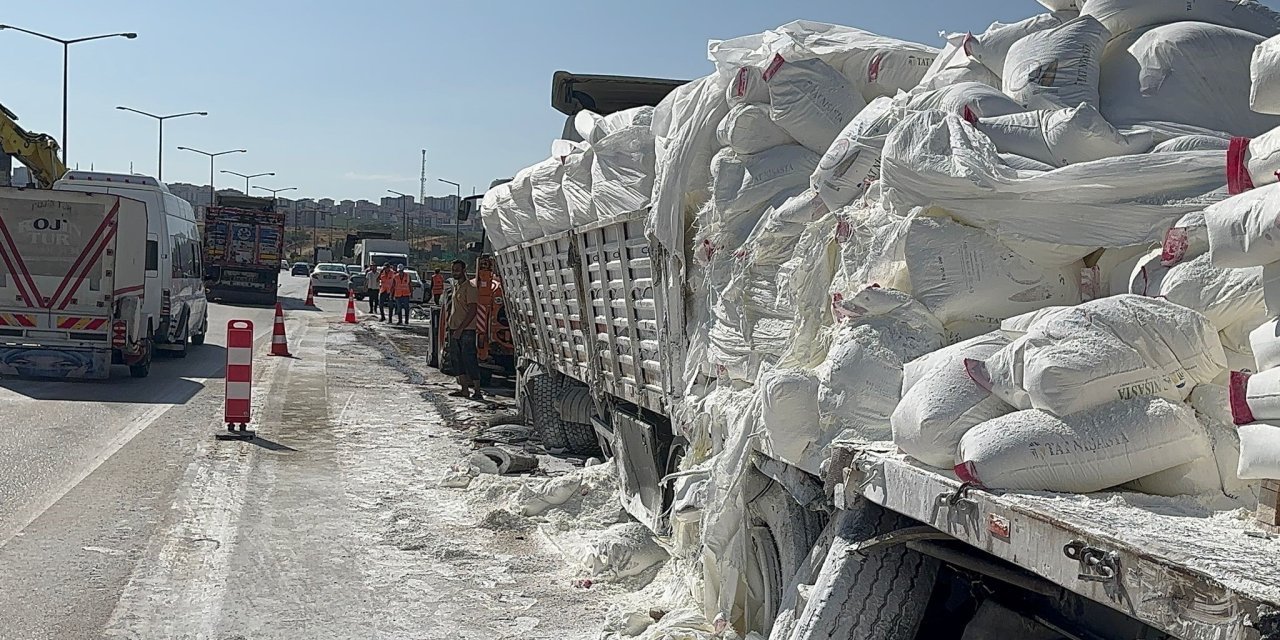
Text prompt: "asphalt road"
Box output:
[[0, 272, 352, 639]]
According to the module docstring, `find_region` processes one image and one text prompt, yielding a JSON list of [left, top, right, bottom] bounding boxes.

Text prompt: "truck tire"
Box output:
[[562, 420, 601, 456], [525, 372, 570, 451], [787, 500, 940, 640], [129, 340, 153, 379], [744, 477, 829, 635]]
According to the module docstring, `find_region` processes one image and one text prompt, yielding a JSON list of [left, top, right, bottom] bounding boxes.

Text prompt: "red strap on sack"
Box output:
[[1230, 370, 1256, 425], [1227, 137, 1256, 195]]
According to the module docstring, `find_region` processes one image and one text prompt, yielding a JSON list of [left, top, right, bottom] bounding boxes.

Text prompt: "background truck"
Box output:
[[313, 246, 333, 264], [480, 68, 1280, 640], [354, 238, 410, 270], [0, 188, 152, 378], [202, 194, 283, 306]]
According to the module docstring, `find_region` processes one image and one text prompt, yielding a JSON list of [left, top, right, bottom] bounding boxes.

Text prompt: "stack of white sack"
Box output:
[[1255, 34, 1280, 116]]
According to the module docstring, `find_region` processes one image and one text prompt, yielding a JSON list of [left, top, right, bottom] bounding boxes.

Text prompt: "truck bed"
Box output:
[[831, 444, 1280, 640]]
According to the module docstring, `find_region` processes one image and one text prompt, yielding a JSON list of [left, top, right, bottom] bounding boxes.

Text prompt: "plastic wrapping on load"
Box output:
[[561, 146, 596, 228], [976, 103, 1153, 168], [591, 123, 656, 222], [811, 96, 898, 211], [716, 103, 795, 155], [1238, 421, 1280, 480], [1254, 35, 1280, 116], [892, 338, 1014, 468], [965, 13, 1072, 79], [880, 110, 1229, 251], [916, 40, 1001, 92], [1003, 16, 1110, 110], [1100, 23, 1280, 139], [649, 74, 728, 254], [711, 145, 820, 219], [904, 82, 1025, 120], [1205, 183, 1280, 268], [575, 106, 654, 145], [955, 396, 1210, 493], [1151, 135, 1231, 153], [1081, 0, 1280, 40], [999, 154, 1055, 172], [762, 55, 865, 154], [529, 156, 571, 237], [480, 183, 513, 251], [1037, 0, 1081, 10], [973, 295, 1226, 416]]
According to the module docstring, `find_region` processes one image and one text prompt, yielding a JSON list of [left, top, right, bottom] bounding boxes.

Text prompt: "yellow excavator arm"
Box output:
[[0, 102, 66, 189]]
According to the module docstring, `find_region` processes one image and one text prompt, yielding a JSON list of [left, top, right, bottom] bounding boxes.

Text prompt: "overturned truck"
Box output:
[[482, 7, 1280, 640]]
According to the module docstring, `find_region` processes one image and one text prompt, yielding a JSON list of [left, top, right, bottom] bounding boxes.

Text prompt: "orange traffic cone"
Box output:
[[269, 302, 292, 357], [344, 290, 357, 324], [304, 284, 315, 307]]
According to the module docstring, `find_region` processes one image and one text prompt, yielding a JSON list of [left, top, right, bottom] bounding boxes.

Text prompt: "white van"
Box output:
[[53, 172, 209, 357]]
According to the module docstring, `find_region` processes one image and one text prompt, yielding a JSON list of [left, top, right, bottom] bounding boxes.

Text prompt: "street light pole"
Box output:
[[116, 107, 206, 180], [177, 147, 246, 216], [222, 170, 275, 195], [438, 179, 461, 258], [0, 25, 137, 164], [388, 189, 410, 244]]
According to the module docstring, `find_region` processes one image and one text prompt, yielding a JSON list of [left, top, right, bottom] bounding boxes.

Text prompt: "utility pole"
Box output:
[[419, 149, 427, 203]]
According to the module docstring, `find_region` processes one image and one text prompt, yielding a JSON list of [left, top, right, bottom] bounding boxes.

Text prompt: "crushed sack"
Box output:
[[811, 96, 898, 211], [893, 340, 1014, 468], [976, 103, 1153, 168], [956, 396, 1209, 493], [965, 13, 1071, 79], [1237, 421, 1280, 480], [763, 55, 866, 154], [717, 103, 795, 154], [1100, 23, 1280, 138], [1254, 34, 1280, 116], [1003, 16, 1110, 110], [1205, 182, 1280, 268], [1081, 0, 1280, 40], [880, 110, 1230, 251], [916, 39, 1001, 92], [973, 295, 1226, 416]]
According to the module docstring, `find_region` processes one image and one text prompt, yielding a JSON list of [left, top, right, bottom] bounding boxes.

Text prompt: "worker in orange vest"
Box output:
[[392, 264, 413, 325], [430, 269, 445, 306], [377, 264, 396, 323]]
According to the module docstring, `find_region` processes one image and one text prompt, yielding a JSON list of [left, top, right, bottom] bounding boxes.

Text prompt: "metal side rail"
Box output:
[[830, 444, 1280, 640]]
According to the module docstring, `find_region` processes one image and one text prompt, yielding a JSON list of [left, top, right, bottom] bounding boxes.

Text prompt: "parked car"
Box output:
[[291, 262, 311, 276], [347, 265, 367, 298], [310, 263, 350, 295], [404, 269, 427, 303]]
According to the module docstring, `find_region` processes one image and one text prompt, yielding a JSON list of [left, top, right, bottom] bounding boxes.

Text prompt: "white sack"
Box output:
[[1237, 421, 1280, 480], [1100, 23, 1280, 139], [1120, 416, 1222, 497], [529, 157, 570, 237], [880, 110, 1230, 250], [916, 40, 1001, 92], [562, 147, 596, 228], [1230, 369, 1280, 424], [1080, 245, 1150, 300], [811, 96, 898, 211], [975, 295, 1226, 416], [902, 332, 1011, 395], [976, 103, 1152, 168], [1160, 211, 1210, 268], [1003, 16, 1110, 110], [904, 82, 1025, 120], [711, 145, 820, 217], [1154, 253, 1266, 346], [966, 14, 1069, 79], [1253, 35, 1280, 115], [1251, 317, 1280, 370], [1189, 384, 1258, 500], [592, 125, 656, 221], [717, 103, 794, 155], [1000, 154, 1055, 172], [893, 343, 1014, 468], [1151, 135, 1231, 153], [999, 306, 1072, 339], [727, 65, 769, 106], [763, 55, 865, 154], [1082, 0, 1280, 39], [1266, 262, 1280, 315], [480, 183, 513, 251], [507, 166, 546, 242], [1205, 182, 1280, 268], [851, 47, 939, 102], [956, 397, 1209, 493], [1239, 127, 1280, 192], [649, 74, 728, 254], [759, 368, 822, 468]]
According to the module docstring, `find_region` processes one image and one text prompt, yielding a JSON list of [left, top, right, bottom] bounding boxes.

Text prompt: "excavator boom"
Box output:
[[0, 102, 66, 188]]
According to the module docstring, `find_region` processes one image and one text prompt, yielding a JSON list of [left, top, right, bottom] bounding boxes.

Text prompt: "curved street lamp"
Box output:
[[221, 170, 274, 195], [116, 107, 207, 180], [177, 147, 245, 212]]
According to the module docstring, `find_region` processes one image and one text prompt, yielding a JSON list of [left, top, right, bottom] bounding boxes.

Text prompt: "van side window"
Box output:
[[194, 242, 203, 278], [146, 240, 159, 271]]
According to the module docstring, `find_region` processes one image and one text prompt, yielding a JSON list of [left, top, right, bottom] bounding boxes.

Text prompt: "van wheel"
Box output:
[[129, 341, 152, 378], [190, 331, 205, 346]]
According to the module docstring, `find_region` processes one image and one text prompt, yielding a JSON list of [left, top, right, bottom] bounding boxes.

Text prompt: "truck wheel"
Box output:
[[190, 317, 207, 346], [744, 477, 828, 635], [129, 341, 153, 379], [562, 421, 602, 456], [525, 372, 570, 451], [787, 500, 940, 640]]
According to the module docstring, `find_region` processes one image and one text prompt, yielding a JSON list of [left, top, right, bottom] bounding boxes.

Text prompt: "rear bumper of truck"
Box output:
[[0, 340, 111, 379]]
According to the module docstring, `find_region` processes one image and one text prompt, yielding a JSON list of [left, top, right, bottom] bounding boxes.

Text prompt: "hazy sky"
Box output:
[[4, 0, 1277, 201]]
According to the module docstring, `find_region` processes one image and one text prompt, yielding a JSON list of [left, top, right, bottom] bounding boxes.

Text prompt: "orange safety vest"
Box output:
[[392, 273, 412, 297], [378, 270, 395, 294], [431, 273, 444, 295]]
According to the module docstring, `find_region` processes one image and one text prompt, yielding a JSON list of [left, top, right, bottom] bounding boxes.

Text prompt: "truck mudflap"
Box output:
[[0, 345, 109, 379], [832, 445, 1280, 640]]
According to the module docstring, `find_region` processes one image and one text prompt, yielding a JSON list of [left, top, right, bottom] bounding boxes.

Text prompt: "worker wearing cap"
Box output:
[[377, 264, 395, 322], [430, 269, 445, 306], [392, 264, 413, 325], [365, 264, 380, 314]]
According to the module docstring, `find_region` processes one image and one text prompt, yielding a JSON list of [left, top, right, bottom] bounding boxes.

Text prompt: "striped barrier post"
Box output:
[[219, 319, 255, 440]]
